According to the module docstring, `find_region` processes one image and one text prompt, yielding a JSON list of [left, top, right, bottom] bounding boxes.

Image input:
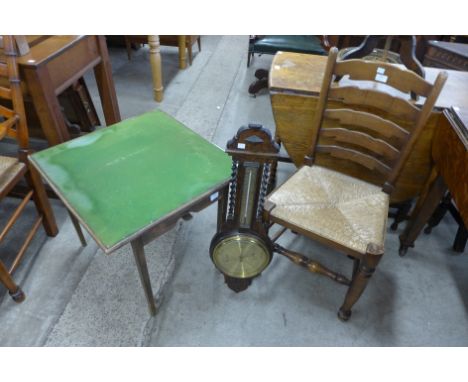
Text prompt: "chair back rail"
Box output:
[[334, 59, 433, 96], [320, 127, 400, 163], [307, 47, 448, 194], [315, 145, 392, 175], [0, 85, 12, 100], [328, 86, 420, 121], [0, 115, 18, 140], [324, 109, 409, 142], [0, 104, 15, 118], [0, 35, 29, 148]]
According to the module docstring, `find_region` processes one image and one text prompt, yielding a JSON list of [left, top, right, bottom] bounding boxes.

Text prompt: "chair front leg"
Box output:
[[338, 252, 382, 321], [0, 260, 25, 303]]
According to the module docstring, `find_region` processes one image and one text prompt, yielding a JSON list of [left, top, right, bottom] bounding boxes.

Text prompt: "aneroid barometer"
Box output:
[[210, 124, 279, 292]]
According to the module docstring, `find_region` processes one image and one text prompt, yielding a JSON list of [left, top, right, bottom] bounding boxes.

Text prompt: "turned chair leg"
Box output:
[[0, 260, 25, 303], [338, 253, 382, 321], [424, 192, 451, 234]]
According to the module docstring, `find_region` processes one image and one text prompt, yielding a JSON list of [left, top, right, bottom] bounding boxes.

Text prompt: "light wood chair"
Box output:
[[264, 47, 447, 320], [0, 35, 58, 302]]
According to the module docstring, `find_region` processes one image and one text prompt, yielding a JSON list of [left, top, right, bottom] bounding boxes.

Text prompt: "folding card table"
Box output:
[[30, 110, 231, 315]]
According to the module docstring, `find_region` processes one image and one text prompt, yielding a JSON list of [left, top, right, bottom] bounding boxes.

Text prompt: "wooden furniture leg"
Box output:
[[0, 260, 25, 302], [66, 210, 87, 247], [93, 36, 121, 125], [390, 199, 413, 231], [178, 35, 187, 69], [124, 36, 133, 60], [399, 174, 447, 256], [424, 192, 452, 234], [338, 253, 382, 321], [188, 36, 202, 65], [188, 43, 193, 65], [23, 156, 58, 237], [131, 237, 157, 316], [23, 66, 70, 146], [248, 70, 269, 96], [148, 35, 163, 102], [423, 193, 467, 253]]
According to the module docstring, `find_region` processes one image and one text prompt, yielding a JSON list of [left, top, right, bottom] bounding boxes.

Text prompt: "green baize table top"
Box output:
[[30, 110, 231, 253]]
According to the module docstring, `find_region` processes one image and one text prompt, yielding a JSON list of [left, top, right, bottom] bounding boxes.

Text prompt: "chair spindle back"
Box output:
[[0, 35, 29, 150]]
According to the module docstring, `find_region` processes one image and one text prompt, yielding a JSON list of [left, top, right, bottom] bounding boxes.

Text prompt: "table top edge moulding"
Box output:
[[30, 110, 232, 253]]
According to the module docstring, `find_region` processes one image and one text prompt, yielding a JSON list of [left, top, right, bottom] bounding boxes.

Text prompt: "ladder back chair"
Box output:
[[264, 47, 447, 320], [0, 35, 58, 302]]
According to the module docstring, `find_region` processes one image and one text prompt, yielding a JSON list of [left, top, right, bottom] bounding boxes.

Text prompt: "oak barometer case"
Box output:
[[210, 124, 280, 292]]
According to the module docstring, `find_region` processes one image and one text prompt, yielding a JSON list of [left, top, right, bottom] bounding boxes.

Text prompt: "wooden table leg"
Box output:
[[399, 174, 447, 256], [178, 35, 187, 69], [93, 36, 121, 125], [22, 66, 70, 145], [131, 237, 157, 316], [66, 210, 87, 247], [148, 35, 163, 102]]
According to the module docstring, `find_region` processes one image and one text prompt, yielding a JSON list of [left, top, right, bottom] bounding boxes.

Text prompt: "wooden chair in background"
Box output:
[[0, 35, 58, 302], [264, 47, 447, 320]]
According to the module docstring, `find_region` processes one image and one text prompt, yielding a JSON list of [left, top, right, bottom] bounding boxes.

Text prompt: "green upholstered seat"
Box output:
[[250, 35, 326, 56]]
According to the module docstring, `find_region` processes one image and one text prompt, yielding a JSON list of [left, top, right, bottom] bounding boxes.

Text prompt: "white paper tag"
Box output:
[[237, 143, 246, 149], [210, 192, 219, 202], [375, 73, 388, 83], [377, 67, 386, 74]]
